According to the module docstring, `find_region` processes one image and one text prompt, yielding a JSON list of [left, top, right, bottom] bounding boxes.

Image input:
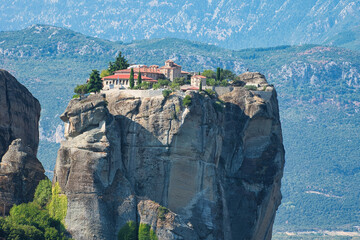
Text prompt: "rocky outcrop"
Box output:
[[0, 70, 45, 214], [54, 72, 285, 240]]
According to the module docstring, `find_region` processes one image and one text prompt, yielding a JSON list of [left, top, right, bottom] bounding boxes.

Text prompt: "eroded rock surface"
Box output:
[[54, 73, 285, 240], [0, 70, 45, 214]]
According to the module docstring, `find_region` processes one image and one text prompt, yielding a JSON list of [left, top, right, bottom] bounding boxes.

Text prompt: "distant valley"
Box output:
[[0, 25, 359, 236]]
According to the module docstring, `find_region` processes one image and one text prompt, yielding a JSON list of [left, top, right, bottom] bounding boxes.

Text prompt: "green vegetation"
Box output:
[[162, 90, 172, 98], [48, 182, 68, 224], [173, 77, 189, 86], [134, 82, 150, 90], [324, 25, 360, 51], [138, 223, 157, 240], [117, 222, 157, 240], [137, 71, 142, 86], [216, 67, 221, 81], [118, 221, 137, 240], [245, 85, 258, 91], [157, 206, 169, 221], [100, 69, 110, 78], [129, 68, 135, 89], [202, 70, 216, 79], [170, 82, 180, 91], [158, 79, 170, 87], [73, 84, 88, 97], [108, 52, 129, 74], [0, 181, 70, 240], [34, 179, 52, 208], [152, 83, 161, 89], [87, 70, 102, 93], [204, 89, 216, 98], [182, 95, 192, 107], [202, 69, 234, 87]]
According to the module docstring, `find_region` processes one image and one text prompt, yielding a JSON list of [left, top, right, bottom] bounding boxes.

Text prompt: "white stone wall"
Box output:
[[103, 89, 164, 98]]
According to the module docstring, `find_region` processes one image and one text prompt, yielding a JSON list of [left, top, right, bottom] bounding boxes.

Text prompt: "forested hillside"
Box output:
[[0, 0, 360, 50], [0, 25, 359, 236]]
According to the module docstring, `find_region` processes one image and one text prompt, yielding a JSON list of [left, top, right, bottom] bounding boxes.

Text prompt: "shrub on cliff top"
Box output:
[[244, 85, 258, 91], [157, 206, 169, 221], [87, 69, 102, 93], [162, 90, 172, 98]]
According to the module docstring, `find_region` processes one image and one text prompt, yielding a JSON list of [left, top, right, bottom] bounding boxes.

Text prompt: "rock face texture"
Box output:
[[54, 72, 285, 240], [0, 69, 45, 214]]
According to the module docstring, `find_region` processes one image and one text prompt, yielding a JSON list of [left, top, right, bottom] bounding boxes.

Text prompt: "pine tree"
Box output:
[[87, 70, 102, 93], [129, 68, 134, 89], [137, 71, 142, 86], [108, 52, 129, 74], [199, 81, 202, 92]]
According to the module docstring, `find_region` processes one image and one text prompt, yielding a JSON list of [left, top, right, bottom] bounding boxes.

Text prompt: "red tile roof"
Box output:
[[114, 67, 162, 74], [181, 86, 199, 91], [192, 75, 207, 79], [102, 74, 155, 81]]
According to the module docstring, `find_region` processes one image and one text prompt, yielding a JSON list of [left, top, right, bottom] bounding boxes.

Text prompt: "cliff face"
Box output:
[[54, 72, 285, 240], [0, 70, 45, 214]]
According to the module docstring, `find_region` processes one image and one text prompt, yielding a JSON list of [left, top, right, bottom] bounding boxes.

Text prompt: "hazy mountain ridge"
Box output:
[[0, 25, 359, 235], [1, 0, 360, 49]]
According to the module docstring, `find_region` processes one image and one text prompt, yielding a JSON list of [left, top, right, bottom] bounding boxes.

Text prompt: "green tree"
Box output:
[[206, 78, 217, 86], [202, 70, 216, 79], [137, 71, 142, 86], [158, 79, 170, 87], [138, 223, 157, 240], [152, 83, 161, 90], [87, 70, 102, 93], [118, 221, 137, 240], [100, 69, 110, 78], [74, 84, 88, 97], [33, 179, 52, 208], [108, 52, 129, 74], [170, 82, 180, 91], [129, 68, 134, 89], [140, 82, 150, 90], [199, 81, 202, 91], [222, 69, 236, 80], [48, 182, 68, 224], [173, 77, 187, 85], [220, 79, 229, 86], [216, 67, 221, 81]]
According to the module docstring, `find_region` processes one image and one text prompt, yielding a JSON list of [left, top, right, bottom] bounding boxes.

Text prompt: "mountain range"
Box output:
[[0, 25, 359, 238], [1, 0, 360, 50]]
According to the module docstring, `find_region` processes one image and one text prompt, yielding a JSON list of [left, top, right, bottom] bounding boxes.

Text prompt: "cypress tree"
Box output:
[[129, 68, 134, 89], [87, 69, 102, 93], [137, 71, 142, 86], [216, 67, 221, 81], [199, 81, 202, 92]]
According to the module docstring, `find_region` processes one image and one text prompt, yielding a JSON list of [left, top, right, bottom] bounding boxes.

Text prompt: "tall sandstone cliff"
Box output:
[[54, 72, 285, 240], [0, 70, 46, 214]]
